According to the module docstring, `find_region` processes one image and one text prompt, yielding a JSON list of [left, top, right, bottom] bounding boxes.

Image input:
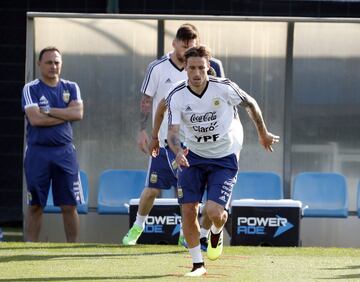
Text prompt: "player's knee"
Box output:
[[207, 208, 226, 224], [60, 205, 77, 214], [142, 187, 160, 200], [28, 205, 43, 215], [182, 203, 198, 222]]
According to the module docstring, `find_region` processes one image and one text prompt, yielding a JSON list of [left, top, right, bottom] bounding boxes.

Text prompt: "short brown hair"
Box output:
[[39, 46, 61, 61], [184, 45, 211, 62], [175, 23, 199, 42]]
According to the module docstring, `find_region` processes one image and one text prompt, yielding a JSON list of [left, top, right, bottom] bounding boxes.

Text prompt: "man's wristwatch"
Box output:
[[43, 106, 51, 115]]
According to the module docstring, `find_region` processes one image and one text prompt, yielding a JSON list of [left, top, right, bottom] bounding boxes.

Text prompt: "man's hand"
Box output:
[[148, 136, 160, 157], [137, 130, 149, 154], [259, 132, 280, 152], [176, 148, 189, 168], [149, 98, 167, 157], [39, 105, 50, 115], [25, 106, 64, 127], [240, 95, 280, 152]]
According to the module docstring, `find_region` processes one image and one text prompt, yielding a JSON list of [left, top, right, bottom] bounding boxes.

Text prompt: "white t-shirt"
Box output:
[[167, 76, 249, 158], [141, 53, 187, 146]]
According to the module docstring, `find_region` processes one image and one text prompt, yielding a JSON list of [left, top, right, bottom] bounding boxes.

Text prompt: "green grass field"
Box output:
[[0, 242, 359, 281]]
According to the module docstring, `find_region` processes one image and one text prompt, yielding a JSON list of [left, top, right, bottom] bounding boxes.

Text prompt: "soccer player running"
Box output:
[[122, 23, 224, 246], [166, 45, 279, 277], [148, 65, 230, 250]]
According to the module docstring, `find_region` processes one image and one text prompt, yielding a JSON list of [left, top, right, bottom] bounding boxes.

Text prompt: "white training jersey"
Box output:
[[167, 76, 249, 158], [141, 53, 187, 146]]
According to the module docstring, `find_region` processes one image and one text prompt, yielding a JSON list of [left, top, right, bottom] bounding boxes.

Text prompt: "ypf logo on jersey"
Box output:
[[63, 90, 70, 103]]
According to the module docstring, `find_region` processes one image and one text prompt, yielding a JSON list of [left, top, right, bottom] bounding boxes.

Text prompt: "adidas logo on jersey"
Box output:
[[39, 95, 49, 106], [165, 78, 172, 83], [185, 105, 192, 112]]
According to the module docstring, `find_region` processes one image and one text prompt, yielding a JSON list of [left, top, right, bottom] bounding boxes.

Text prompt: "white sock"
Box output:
[[210, 224, 223, 235], [179, 222, 184, 236], [134, 213, 147, 229], [200, 227, 209, 238], [188, 245, 203, 263]]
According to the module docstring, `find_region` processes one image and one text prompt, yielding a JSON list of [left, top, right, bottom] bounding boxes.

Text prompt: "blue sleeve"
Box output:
[[210, 58, 225, 78], [68, 82, 82, 102], [22, 83, 39, 111]]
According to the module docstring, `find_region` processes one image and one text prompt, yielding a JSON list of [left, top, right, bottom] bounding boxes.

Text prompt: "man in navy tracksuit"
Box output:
[[22, 46, 84, 242]]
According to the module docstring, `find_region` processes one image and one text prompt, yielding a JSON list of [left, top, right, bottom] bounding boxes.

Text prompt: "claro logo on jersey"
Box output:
[[193, 121, 218, 133], [236, 215, 294, 238], [144, 213, 181, 235]]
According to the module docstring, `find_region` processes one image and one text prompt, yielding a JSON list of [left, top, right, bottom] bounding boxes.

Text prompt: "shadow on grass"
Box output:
[[0, 243, 181, 251], [321, 265, 360, 270], [0, 244, 101, 250], [318, 265, 360, 280], [0, 250, 185, 263], [0, 275, 176, 281], [319, 274, 360, 280]]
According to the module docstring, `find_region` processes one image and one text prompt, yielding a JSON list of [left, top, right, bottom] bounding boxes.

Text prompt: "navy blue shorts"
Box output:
[[146, 147, 177, 190], [177, 150, 238, 209], [24, 144, 82, 208]]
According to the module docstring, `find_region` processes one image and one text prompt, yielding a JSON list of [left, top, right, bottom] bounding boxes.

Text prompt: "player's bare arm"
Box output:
[[240, 95, 280, 152], [148, 98, 167, 157], [25, 106, 65, 127], [168, 124, 189, 167], [140, 94, 152, 130], [138, 94, 152, 154], [44, 100, 83, 121]]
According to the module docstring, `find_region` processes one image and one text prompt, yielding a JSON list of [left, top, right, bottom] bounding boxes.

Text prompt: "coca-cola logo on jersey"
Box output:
[[190, 112, 217, 123]]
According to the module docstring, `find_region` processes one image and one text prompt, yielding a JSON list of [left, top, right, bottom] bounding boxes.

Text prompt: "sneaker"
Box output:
[[122, 224, 143, 245], [178, 234, 188, 248], [207, 230, 223, 261], [200, 237, 208, 252], [184, 264, 207, 277]]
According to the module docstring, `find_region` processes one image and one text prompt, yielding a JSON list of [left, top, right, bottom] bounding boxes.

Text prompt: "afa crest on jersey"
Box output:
[[171, 160, 178, 170], [177, 186, 183, 198], [212, 98, 220, 107], [150, 172, 158, 183], [63, 90, 70, 103]]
